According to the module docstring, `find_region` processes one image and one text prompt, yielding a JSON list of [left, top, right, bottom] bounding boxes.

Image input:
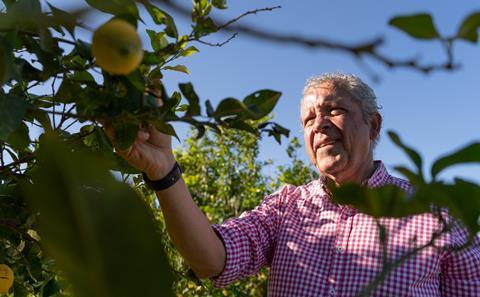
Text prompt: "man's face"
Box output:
[[301, 83, 380, 184]]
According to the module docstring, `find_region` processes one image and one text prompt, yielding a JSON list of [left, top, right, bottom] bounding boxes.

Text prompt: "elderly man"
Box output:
[[110, 73, 480, 296]]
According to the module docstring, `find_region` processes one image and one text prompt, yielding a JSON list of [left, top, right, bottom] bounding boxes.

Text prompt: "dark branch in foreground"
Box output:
[[157, 0, 459, 76]]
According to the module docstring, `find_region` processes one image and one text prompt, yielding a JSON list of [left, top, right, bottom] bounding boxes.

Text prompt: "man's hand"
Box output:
[[103, 123, 176, 180]]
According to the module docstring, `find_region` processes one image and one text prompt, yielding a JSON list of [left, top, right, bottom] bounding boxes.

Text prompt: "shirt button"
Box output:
[[329, 287, 336, 296], [336, 246, 344, 253]]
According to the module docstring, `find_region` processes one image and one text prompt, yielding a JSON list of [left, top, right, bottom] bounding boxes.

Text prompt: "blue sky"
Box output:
[[44, 1, 480, 183]]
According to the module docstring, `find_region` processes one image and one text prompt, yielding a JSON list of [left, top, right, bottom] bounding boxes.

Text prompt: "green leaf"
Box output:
[[331, 183, 429, 218], [70, 70, 95, 82], [179, 83, 200, 117], [54, 78, 82, 103], [389, 14, 440, 39], [0, 94, 28, 140], [212, 0, 227, 9], [225, 119, 258, 135], [0, 37, 16, 85], [146, 30, 168, 51], [418, 180, 480, 236], [388, 131, 424, 181], [85, 0, 139, 20], [112, 120, 138, 150], [456, 12, 480, 43], [125, 70, 145, 92], [213, 98, 248, 119], [28, 108, 52, 132], [6, 122, 30, 150], [142, 51, 165, 65], [145, 4, 178, 39], [23, 133, 174, 297], [264, 122, 290, 144], [163, 65, 189, 74], [243, 90, 281, 120], [193, 17, 217, 38], [431, 142, 480, 179], [179, 46, 199, 57], [393, 166, 422, 185], [205, 100, 214, 117], [152, 119, 178, 140]]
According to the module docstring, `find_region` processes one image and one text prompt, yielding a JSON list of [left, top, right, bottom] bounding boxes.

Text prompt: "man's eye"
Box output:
[[330, 108, 345, 116], [305, 117, 314, 126]]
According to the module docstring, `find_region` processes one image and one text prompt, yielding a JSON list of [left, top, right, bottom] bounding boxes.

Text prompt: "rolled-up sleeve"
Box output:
[[210, 185, 293, 287], [440, 219, 480, 296]]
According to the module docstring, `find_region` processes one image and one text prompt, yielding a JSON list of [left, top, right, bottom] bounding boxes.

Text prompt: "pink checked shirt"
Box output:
[[212, 161, 480, 296]]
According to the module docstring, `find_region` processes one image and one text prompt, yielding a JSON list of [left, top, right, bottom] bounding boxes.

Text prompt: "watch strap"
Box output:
[[142, 162, 182, 191]]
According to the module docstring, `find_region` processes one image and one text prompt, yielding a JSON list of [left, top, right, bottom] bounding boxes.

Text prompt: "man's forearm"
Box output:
[[156, 178, 226, 279]]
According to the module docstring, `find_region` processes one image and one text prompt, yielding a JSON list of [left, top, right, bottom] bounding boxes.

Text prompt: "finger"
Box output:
[[146, 124, 172, 148]]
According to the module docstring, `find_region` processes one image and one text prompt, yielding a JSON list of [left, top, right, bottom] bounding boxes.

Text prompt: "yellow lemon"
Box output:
[[92, 19, 143, 75], [0, 264, 14, 294]]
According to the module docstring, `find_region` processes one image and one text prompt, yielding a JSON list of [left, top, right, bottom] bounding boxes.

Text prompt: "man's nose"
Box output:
[[313, 115, 332, 132]]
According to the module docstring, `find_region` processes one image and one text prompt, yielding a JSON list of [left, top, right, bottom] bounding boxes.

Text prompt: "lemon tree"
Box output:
[[0, 0, 288, 296]]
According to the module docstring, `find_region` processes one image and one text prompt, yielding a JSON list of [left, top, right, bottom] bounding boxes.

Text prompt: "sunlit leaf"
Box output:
[[163, 64, 189, 74], [456, 12, 480, 43], [145, 4, 178, 38], [146, 30, 168, 51], [431, 142, 480, 179], [212, 0, 227, 9], [389, 14, 440, 39], [179, 46, 199, 57]]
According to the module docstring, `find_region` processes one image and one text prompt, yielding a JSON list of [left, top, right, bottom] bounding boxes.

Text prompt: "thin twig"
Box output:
[[63, 118, 79, 131], [216, 6, 281, 31], [196, 33, 237, 47]]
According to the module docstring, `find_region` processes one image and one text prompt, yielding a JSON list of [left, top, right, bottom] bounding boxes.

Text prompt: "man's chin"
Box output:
[[315, 160, 346, 177]]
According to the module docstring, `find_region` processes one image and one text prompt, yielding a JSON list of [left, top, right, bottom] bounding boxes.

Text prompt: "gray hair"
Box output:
[[302, 73, 381, 122]]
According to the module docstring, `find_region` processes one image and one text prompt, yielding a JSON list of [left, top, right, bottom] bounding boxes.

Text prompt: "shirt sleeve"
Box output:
[[210, 185, 293, 287], [440, 218, 480, 297]]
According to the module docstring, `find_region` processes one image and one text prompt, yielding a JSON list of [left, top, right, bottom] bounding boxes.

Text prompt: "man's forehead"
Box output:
[[303, 87, 352, 106]]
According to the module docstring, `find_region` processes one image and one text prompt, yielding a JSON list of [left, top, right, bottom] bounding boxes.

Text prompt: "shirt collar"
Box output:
[[319, 160, 390, 191]]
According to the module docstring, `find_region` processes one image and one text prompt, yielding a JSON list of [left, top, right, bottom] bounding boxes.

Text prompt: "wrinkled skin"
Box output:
[[301, 83, 381, 185]]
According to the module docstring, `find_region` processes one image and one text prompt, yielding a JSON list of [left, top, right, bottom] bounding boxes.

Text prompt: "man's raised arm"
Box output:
[[104, 123, 226, 279]]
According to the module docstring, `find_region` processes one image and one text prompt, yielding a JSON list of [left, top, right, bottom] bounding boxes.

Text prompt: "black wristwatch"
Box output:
[[142, 162, 182, 191]]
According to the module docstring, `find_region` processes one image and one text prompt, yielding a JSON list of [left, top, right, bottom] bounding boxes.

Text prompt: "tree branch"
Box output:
[[158, 0, 459, 74]]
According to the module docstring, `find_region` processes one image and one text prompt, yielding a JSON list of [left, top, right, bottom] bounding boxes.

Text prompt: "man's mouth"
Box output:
[[315, 139, 338, 152], [320, 140, 336, 148]]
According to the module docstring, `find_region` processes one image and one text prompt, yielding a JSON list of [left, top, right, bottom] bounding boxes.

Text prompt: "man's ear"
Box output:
[[369, 112, 382, 141]]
